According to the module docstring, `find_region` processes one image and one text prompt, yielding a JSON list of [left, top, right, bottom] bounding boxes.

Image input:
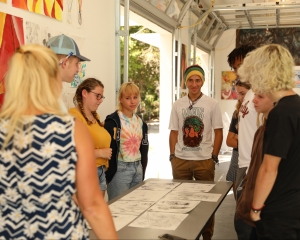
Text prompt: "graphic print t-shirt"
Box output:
[[118, 111, 143, 162], [238, 89, 259, 168], [169, 95, 223, 160]]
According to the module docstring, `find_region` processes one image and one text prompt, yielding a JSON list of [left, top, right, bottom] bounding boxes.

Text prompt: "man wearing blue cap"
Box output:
[[168, 64, 223, 240], [47, 34, 90, 83]]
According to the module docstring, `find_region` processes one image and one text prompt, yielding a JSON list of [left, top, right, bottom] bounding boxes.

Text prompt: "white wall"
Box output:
[[214, 29, 237, 119], [1, 0, 116, 119]]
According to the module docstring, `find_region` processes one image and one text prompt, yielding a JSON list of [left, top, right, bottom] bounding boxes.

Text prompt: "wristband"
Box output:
[[251, 204, 265, 213], [212, 154, 219, 165], [169, 154, 175, 161]]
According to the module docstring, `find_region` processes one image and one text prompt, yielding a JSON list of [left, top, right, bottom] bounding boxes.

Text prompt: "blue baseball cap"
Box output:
[[47, 34, 90, 62]]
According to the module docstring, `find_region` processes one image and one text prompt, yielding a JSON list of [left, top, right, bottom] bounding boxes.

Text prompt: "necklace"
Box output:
[[188, 92, 203, 110]]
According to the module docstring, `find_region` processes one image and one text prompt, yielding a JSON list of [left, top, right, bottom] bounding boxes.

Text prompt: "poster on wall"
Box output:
[[12, 0, 63, 21], [25, 21, 60, 46], [66, 0, 83, 28], [221, 71, 238, 100], [71, 62, 86, 87], [0, 12, 24, 108], [236, 28, 300, 66], [295, 70, 300, 88], [0, 0, 7, 3]]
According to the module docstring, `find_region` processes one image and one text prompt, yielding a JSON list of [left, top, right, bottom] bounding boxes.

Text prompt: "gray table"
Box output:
[[90, 178, 232, 240]]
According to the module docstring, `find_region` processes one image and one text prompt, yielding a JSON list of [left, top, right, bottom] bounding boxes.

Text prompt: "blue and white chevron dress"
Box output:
[[0, 114, 89, 239]]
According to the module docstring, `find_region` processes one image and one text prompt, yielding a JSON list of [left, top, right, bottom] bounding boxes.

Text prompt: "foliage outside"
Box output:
[[120, 26, 160, 121]]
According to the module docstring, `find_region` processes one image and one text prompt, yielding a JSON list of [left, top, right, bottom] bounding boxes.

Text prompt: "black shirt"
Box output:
[[229, 110, 238, 151], [262, 94, 300, 218]]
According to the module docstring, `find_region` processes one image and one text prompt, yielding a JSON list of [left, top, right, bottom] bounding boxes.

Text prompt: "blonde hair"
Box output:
[[73, 78, 104, 126], [238, 44, 295, 94], [117, 82, 140, 111], [0, 44, 63, 148]]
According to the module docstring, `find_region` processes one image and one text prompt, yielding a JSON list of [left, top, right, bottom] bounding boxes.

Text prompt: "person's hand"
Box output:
[[102, 148, 112, 160], [234, 134, 238, 140], [250, 209, 261, 222]]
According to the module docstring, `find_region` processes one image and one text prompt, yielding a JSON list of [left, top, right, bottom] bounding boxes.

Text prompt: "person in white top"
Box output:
[[227, 45, 258, 240], [169, 64, 223, 240]]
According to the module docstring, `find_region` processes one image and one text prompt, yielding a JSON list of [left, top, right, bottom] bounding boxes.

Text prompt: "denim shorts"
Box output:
[[107, 160, 143, 200], [97, 166, 107, 191]]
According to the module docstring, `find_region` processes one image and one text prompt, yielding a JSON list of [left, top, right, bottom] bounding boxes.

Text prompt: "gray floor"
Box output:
[[212, 159, 237, 240]]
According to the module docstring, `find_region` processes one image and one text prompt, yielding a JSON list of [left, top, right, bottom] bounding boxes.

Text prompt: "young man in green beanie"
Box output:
[[168, 64, 223, 240]]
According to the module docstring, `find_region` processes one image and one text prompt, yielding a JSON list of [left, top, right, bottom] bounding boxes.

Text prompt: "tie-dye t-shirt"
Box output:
[[118, 111, 143, 162]]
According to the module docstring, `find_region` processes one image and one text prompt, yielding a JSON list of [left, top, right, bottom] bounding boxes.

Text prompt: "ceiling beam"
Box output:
[[276, 9, 280, 27], [227, 24, 300, 29], [178, 0, 194, 24], [201, 16, 215, 40], [244, 10, 254, 28], [207, 3, 300, 11]]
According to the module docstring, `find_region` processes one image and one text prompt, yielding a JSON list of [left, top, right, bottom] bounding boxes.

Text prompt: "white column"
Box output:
[[158, 33, 173, 179]]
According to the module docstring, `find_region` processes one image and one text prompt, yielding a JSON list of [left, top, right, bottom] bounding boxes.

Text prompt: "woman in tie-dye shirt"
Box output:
[[104, 82, 149, 200]]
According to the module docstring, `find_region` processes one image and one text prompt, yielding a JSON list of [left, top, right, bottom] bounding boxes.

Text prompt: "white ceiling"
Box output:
[[123, 0, 300, 50], [201, 0, 282, 9]]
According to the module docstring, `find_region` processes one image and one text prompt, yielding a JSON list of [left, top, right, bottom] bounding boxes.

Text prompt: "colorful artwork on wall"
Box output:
[[236, 28, 300, 66], [67, 0, 83, 28], [0, 12, 24, 108], [294, 70, 300, 88], [221, 71, 238, 100], [12, 0, 63, 21], [71, 61, 86, 87], [0, 0, 7, 3]]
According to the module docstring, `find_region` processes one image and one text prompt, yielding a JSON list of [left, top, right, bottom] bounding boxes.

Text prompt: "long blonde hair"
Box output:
[[0, 44, 63, 148]]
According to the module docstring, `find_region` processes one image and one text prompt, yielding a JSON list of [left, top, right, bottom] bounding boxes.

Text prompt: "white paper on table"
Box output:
[[112, 214, 137, 231], [173, 183, 215, 192], [129, 211, 188, 230], [136, 181, 181, 191], [120, 190, 169, 202], [109, 200, 155, 215], [163, 191, 221, 202], [148, 199, 201, 214]]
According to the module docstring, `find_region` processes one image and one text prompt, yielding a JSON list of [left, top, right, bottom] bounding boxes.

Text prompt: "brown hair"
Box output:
[[73, 78, 104, 126]]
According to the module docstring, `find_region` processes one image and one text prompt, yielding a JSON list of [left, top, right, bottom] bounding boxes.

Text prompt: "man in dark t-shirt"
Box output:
[[263, 95, 300, 217]]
